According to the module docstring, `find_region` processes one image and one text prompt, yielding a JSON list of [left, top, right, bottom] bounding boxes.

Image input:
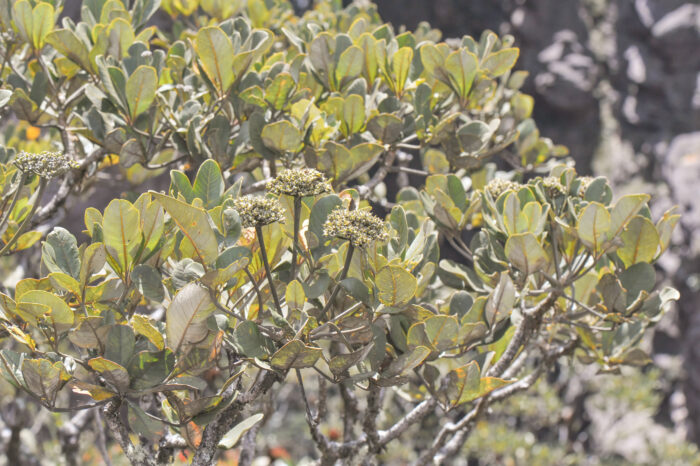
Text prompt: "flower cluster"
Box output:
[[233, 195, 286, 228], [484, 178, 521, 199], [323, 208, 389, 248], [267, 168, 332, 198], [576, 176, 594, 197], [13, 151, 78, 178], [541, 176, 566, 198]]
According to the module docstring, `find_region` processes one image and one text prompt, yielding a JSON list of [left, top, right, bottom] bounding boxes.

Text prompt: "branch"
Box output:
[[433, 337, 580, 463], [357, 150, 396, 199], [32, 148, 106, 227], [486, 290, 559, 378], [362, 383, 382, 452], [59, 409, 94, 466], [190, 370, 280, 466], [103, 400, 157, 466], [377, 398, 437, 447]]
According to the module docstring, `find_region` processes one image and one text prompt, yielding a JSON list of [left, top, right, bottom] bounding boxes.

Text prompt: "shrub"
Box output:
[[0, 0, 679, 464]]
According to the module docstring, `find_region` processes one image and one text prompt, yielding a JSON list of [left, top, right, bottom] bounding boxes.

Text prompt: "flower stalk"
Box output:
[[256, 225, 283, 315]]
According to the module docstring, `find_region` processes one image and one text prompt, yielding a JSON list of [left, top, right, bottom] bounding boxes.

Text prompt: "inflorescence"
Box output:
[[323, 208, 389, 249], [267, 168, 332, 198], [13, 151, 78, 178], [541, 176, 566, 198], [484, 178, 521, 199], [233, 195, 286, 228], [576, 176, 594, 197]]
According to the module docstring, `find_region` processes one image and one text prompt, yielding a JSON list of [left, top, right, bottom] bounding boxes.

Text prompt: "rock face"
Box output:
[[376, 0, 700, 448]]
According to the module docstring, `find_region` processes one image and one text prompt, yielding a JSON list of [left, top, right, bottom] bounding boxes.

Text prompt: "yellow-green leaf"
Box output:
[[618, 216, 659, 267], [577, 202, 611, 254], [152, 193, 219, 265], [195, 26, 235, 94], [126, 65, 157, 120], [376, 266, 417, 306]]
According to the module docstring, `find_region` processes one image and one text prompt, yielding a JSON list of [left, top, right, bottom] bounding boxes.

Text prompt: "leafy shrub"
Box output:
[[0, 0, 680, 464]]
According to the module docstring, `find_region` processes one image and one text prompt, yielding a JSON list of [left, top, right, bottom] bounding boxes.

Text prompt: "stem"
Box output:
[[318, 243, 355, 321], [255, 225, 283, 315], [0, 177, 46, 256], [291, 196, 302, 281], [0, 173, 27, 232], [244, 267, 264, 316]]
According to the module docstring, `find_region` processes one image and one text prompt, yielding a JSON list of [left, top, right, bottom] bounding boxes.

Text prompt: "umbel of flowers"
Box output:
[[267, 168, 332, 198], [13, 151, 78, 178], [323, 207, 389, 249], [233, 195, 286, 228], [267, 168, 332, 279]]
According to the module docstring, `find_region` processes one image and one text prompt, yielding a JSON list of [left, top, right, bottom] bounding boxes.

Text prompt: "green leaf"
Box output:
[[366, 113, 402, 143], [608, 194, 650, 239], [329, 347, 368, 376], [128, 402, 164, 439], [104, 324, 135, 367], [88, 357, 130, 392], [68, 317, 108, 349], [102, 199, 141, 276], [504, 233, 549, 276], [577, 202, 611, 253], [342, 94, 365, 136], [170, 170, 195, 203], [125, 65, 157, 120], [234, 321, 268, 359], [656, 208, 680, 255], [376, 266, 417, 306], [261, 120, 302, 153], [12, 0, 33, 45], [193, 159, 224, 208], [218, 413, 264, 449], [18, 290, 73, 333], [270, 340, 322, 370], [419, 43, 444, 77], [152, 193, 219, 265], [132, 265, 164, 302], [485, 273, 515, 325], [481, 48, 519, 77], [264, 72, 295, 110], [194, 26, 235, 94], [457, 121, 491, 153], [618, 216, 659, 267], [408, 315, 459, 352], [445, 49, 478, 99], [335, 45, 363, 88], [446, 361, 509, 406], [30, 2, 54, 49], [166, 283, 214, 353], [42, 227, 81, 279], [285, 280, 305, 311], [80, 243, 106, 290], [383, 345, 430, 378], [390, 46, 413, 95], [21, 359, 67, 404], [46, 29, 91, 70]]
